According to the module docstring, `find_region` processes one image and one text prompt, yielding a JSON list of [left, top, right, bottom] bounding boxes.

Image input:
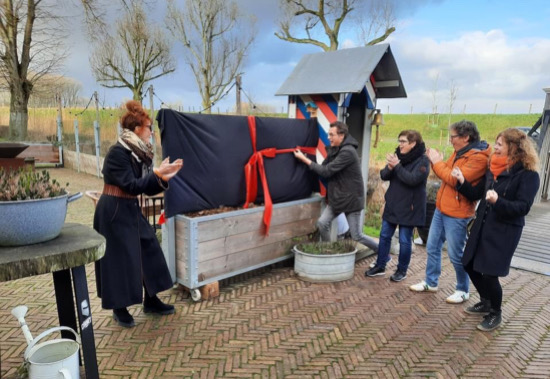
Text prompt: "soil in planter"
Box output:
[[296, 240, 357, 255], [184, 203, 262, 218]]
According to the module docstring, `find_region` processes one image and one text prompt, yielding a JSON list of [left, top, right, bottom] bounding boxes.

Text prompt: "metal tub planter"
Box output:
[[293, 240, 358, 282], [0, 192, 82, 247], [162, 195, 323, 301]]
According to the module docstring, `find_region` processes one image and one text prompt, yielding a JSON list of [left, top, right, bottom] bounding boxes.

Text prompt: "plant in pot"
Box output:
[[417, 179, 440, 245], [0, 168, 81, 247], [293, 239, 358, 282]]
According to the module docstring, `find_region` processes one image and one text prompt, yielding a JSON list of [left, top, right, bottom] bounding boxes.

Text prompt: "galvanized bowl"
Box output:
[[0, 192, 82, 247]]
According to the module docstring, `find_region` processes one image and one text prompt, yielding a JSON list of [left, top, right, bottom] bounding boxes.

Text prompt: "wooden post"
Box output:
[[74, 118, 80, 173], [148, 85, 158, 164], [56, 93, 63, 167], [236, 75, 242, 115], [93, 91, 101, 178]]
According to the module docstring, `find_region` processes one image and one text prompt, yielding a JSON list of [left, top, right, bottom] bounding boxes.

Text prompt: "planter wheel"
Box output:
[[190, 289, 201, 302]]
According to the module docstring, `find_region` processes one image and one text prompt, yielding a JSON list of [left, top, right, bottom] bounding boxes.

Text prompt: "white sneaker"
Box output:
[[446, 291, 470, 304], [369, 256, 392, 268], [409, 280, 438, 292]]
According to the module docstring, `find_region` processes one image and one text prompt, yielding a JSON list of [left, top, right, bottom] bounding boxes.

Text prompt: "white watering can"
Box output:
[[11, 305, 81, 379]]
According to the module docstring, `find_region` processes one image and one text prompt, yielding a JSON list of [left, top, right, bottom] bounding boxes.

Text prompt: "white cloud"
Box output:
[[379, 29, 550, 113]]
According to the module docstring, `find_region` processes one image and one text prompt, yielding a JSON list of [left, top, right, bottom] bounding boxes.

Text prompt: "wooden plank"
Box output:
[[197, 217, 316, 262], [195, 200, 321, 242], [17, 144, 59, 163], [196, 239, 295, 281]]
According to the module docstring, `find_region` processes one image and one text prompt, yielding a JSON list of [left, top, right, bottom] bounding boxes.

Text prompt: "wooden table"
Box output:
[[0, 223, 105, 379]]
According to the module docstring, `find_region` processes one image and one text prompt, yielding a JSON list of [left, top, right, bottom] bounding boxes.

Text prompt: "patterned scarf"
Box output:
[[118, 129, 154, 167], [490, 155, 508, 179]]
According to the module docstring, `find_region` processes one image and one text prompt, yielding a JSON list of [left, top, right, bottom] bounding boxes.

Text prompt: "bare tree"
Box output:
[[28, 75, 83, 107], [90, 1, 175, 101], [275, 0, 395, 52], [448, 79, 459, 126], [430, 72, 439, 125], [0, 0, 66, 140], [166, 0, 256, 112]]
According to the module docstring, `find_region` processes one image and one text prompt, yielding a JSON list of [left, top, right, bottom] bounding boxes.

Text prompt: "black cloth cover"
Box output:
[[157, 109, 319, 217]]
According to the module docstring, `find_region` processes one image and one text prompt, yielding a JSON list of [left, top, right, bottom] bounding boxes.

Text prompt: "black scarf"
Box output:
[[395, 142, 426, 166]]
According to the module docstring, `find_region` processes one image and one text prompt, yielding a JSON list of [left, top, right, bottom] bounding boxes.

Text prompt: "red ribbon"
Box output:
[[243, 116, 316, 235]]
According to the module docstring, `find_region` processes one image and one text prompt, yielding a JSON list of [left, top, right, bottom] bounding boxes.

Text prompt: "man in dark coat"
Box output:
[[294, 121, 378, 252], [94, 100, 183, 328], [366, 130, 430, 281]]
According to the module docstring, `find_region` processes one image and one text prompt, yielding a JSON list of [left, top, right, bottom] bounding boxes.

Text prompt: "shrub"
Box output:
[[0, 167, 68, 201], [296, 239, 357, 255]]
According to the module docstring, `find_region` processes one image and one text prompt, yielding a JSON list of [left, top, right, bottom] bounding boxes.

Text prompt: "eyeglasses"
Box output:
[[328, 133, 341, 137], [398, 139, 409, 144], [449, 134, 460, 139]]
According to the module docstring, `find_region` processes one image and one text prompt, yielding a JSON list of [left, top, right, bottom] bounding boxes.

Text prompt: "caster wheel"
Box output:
[[190, 288, 201, 302]]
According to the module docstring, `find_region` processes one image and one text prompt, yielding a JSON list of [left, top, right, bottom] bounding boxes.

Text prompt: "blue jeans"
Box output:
[[425, 209, 470, 293], [376, 220, 414, 272], [318, 205, 378, 252]]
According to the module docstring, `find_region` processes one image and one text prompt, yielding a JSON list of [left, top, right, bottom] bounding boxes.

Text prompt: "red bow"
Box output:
[[243, 116, 316, 234]]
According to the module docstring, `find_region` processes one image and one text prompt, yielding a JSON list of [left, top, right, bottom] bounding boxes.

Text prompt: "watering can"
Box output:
[[11, 305, 81, 379]]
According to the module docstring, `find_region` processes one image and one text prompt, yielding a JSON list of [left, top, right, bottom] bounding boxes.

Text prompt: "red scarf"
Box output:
[[490, 155, 508, 179]]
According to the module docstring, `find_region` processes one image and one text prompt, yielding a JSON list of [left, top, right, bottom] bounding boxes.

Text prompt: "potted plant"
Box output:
[[0, 167, 81, 246], [417, 179, 440, 245], [293, 239, 358, 282]]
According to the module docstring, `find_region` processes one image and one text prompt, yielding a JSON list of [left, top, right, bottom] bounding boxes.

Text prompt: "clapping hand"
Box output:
[[426, 148, 443, 164], [486, 189, 498, 204], [451, 167, 465, 184], [386, 153, 399, 169], [155, 157, 183, 181]]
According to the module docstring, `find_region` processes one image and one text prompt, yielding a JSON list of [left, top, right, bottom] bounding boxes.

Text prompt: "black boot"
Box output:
[[464, 298, 491, 315], [113, 308, 135, 328], [143, 288, 175, 315]]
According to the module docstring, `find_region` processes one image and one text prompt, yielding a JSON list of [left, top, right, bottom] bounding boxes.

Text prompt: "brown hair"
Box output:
[[121, 100, 151, 132], [329, 121, 349, 136], [495, 128, 539, 171], [398, 129, 423, 144]]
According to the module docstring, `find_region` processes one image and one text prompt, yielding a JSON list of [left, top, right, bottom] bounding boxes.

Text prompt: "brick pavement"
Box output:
[[2, 248, 550, 378]]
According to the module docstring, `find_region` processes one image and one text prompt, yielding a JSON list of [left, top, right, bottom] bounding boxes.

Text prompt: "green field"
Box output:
[[1, 107, 540, 163]]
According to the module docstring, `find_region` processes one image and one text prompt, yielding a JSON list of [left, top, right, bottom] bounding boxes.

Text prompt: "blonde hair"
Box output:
[[495, 128, 539, 171]]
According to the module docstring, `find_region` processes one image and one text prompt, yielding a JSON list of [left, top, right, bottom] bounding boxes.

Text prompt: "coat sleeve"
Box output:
[[432, 152, 487, 188], [309, 147, 355, 179], [393, 157, 430, 187], [103, 147, 165, 196], [456, 172, 487, 201], [493, 171, 540, 218], [380, 165, 393, 181]]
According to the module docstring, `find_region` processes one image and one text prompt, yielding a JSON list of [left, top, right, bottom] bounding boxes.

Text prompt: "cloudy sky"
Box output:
[[64, 0, 550, 114]]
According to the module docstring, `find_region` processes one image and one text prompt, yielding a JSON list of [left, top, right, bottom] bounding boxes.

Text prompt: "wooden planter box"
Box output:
[[162, 196, 323, 300]]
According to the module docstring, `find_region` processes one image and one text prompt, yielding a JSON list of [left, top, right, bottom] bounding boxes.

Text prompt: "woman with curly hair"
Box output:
[[94, 100, 183, 328], [452, 128, 540, 331]]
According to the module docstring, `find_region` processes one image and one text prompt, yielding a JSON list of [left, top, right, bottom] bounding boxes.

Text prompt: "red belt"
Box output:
[[243, 116, 316, 235], [102, 184, 136, 199]]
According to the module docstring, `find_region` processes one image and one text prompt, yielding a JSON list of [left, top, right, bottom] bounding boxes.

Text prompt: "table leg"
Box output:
[[71, 265, 99, 379], [52, 269, 78, 340]]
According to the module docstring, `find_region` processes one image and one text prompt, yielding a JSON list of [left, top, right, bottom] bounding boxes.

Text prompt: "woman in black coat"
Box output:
[[94, 100, 183, 328], [365, 130, 430, 281], [452, 128, 540, 332]]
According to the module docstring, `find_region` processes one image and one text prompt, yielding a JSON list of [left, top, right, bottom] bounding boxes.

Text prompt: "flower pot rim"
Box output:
[[292, 244, 358, 257]]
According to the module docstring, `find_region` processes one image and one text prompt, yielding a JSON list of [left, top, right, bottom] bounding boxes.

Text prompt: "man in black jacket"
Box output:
[[294, 121, 378, 252]]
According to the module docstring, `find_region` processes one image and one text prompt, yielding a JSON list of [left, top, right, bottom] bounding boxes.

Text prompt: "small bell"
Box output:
[[372, 109, 385, 126]]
